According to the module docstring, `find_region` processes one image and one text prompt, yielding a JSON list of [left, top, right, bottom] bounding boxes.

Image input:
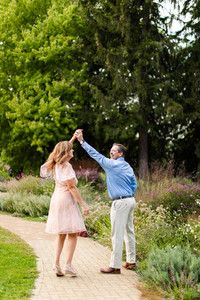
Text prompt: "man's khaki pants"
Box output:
[[109, 197, 136, 269]]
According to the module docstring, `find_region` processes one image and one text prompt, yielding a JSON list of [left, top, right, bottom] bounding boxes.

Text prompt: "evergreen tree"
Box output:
[[79, 0, 176, 178], [168, 0, 200, 176]]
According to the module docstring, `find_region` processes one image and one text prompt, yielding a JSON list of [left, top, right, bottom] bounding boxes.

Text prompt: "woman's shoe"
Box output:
[[64, 264, 77, 277], [53, 264, 64, 277]]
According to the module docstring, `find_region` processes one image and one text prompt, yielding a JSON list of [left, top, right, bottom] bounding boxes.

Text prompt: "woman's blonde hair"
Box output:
[[45, 141, 72, 171]]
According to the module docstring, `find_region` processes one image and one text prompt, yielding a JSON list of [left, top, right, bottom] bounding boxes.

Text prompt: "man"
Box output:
[[75, 129, 137, 274]]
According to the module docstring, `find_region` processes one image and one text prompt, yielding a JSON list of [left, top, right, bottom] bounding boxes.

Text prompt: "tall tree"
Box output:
[[79, 0, 175, 178], [0, 0, 88, 171], [172, 0, 200, 176]]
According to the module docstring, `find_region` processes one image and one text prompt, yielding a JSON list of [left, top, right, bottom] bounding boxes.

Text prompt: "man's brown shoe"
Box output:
[[100, 267, 121, 274], [123, 262, 136, 270]]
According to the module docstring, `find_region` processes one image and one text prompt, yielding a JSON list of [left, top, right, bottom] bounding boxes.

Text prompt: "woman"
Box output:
[[40, 137, 89, 277]]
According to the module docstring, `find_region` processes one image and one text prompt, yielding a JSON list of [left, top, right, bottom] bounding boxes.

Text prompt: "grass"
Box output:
[[0, 227, 37, 300]]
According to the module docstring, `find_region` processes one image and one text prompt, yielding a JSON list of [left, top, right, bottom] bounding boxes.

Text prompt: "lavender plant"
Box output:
[[141, 245, 200, 299]]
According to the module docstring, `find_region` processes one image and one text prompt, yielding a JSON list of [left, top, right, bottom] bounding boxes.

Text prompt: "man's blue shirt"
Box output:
[[81, 142, 137, 200]]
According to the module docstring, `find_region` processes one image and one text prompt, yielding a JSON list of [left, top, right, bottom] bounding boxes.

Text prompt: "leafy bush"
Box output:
[[0, 192, 50, 217], [135, 202, 200, 262], [0, 162, 10, 182], [151, 182, 200, 221], [141, 245, 200, 299], [0, 176, 108, 219], [173, 220, 200, 254], [38, 178, 55, 196], [1, 176, 54, 196], [77, 181, 108, 205], [0, 184, 7, 192], [135, 202, 176, 261], [73, 159, 100, 183], [136, 176, 195, 203], [85, 202, 111, 247], [76, 168, 99, 182]]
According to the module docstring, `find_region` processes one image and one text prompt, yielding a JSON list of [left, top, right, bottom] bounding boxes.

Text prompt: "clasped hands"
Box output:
[[69, 129, 83, 144]]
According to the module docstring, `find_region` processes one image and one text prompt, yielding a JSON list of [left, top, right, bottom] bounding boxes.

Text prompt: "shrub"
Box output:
[[0, 176, 108, 219], [78, 181, 108, 205], [135, 202, 200, 262], [73, 158, 100, 183], [151, 182, 200, 221], [85, 202, 111, 247], [0, 192, 50, 217], [0, 184, 7, 192], [76, 168, 99, 182], [141, 245, 200, 299], [1, 176, 54, 196], [173, 220, 200, 254], [135, 202, 175, 261], [39, 178, 55, 196], [136, 176, 195, 203], [0, 162, 10, 182]]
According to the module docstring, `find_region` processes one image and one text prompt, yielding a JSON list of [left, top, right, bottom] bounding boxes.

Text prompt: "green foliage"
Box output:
[[0, 0, 199, 176], [135, 202, 175, 261], [0, 171, 200, 299], [85, 202, 111, 247], [0, 176, 54, 195], [79, 0, 184, 177], [0, 176, 53, 217], [0, 0, 89, 171], [0, 227, 37, 299], [77, 181, 108, 204], [0, 176, 108, 218], [168, 0, 200, 176], [0, 168, 10, 183], [141, 245, 200, 300], [173, 221, 200, 254], [0, 192, 50, 217], [136, 174, 179, 203], [151, 182, 200, 220], [135, 202, 200, 263]]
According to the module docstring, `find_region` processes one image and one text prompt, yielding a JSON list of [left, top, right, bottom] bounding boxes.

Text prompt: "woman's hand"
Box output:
[[69, 133, 77, 144], [83, 205, 89, 216]]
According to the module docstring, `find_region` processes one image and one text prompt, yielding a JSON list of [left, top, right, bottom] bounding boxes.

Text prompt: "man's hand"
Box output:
[[75, 129, 84, 143]]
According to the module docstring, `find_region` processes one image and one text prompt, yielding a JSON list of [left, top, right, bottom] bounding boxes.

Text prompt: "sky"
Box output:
[[160, 1, 191, 34]]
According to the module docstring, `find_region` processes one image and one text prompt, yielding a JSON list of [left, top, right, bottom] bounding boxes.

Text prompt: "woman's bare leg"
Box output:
[[66, 233, 77, 265], [55, 234, 66, 266]]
